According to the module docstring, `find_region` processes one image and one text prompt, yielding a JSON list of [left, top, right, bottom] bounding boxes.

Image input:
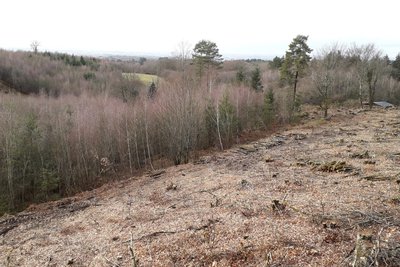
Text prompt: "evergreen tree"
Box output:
[[218, 93, 238, 147], [192, 40, 223, 83], [392, 53, 400, 81], [148, 81, 157, 99], [250, 66, 263, 91], [236, 66, 246, 84], [383, 55, 391, 65], [80, 56, 86, 66], [280, 35, 312, 112], [139, 57, 147, 65], [269, 56, 284, 69], [263, 89, 275, 126]]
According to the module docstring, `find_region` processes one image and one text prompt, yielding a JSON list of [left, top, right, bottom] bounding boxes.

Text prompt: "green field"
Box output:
[[122, 73, 159, 85]]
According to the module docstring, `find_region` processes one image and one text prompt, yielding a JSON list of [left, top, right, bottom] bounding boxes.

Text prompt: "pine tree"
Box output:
[[148, 82, 157, 99], [80, 56, 86, 66], [269, 56, 284, 69], [236, 66, 246, 84], [250, 66, 263, 91], [280, 35, 312, 112], [218, 93, 238, 147], [263, 89, 275, 126], [392, 53, 400, 81], [192, 40, 223, 90]]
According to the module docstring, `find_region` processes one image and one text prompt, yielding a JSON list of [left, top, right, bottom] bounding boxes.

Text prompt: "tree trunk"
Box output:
[[368, 85, 373, 109], [5, 136, 15, 210], [368, 77, 378, 110], [77, 121, 89, 180], [293, 70, 299, 109], [207, 65, 212, 95], [7, 162, 15, 210], [125, 115, 133, 174], [358, 80, 363, 109], [324, 82, 329, 118], [144, 100, 154, 170], [216, 102, 224, 151]]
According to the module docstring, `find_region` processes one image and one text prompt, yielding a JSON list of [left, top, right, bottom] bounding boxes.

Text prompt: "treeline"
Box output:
[[41, 51, 99, 69], [305, 43, 400, 116], [0, 49, 146, 97], [1, 37, 400, 214], [267, 37, 400, 117]]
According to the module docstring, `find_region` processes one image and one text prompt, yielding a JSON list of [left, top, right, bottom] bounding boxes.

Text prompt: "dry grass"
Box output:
[[1, 108, 400, 266], [123, 73, 160, 86]]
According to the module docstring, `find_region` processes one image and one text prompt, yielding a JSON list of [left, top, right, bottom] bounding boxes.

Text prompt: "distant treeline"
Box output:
[[0, 49, 146, 97], [41, 51, 100, 69]]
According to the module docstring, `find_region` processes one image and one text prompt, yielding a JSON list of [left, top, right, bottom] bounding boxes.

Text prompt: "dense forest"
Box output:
[[1, 36, 400, 214]]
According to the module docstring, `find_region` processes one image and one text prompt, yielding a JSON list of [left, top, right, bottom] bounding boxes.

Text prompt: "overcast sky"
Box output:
[[1, 0, 399, 59]]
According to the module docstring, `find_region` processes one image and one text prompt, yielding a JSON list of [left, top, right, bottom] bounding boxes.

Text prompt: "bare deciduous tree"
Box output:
[[311, 44, 343, 117], [347, 44, 386, 109], [174, 41, 192, 82], [31, 41, 40, 54]]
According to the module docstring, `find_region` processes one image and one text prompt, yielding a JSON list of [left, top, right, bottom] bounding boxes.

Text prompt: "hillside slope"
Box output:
[[1, 109, 400, 266]]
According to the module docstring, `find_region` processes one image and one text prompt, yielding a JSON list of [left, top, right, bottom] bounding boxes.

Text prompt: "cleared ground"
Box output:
[[1, 108, 400, 266]]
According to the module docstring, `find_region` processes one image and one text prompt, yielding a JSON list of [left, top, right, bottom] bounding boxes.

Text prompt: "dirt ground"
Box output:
[[1, 108, 400, 267]]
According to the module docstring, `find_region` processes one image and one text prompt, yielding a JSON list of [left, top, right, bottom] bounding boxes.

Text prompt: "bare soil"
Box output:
[[1, 108, 400, 267]]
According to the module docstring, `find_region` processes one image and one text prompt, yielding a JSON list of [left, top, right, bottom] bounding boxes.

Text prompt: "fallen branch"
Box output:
[[343, 210, 400, 229], [351, 151, 371, 159], [0, 224, 18, 236], [188, 218, 221, 231], [103, 256, 120, 267], [125, 219, 222, 243], [360, 174, 395, 182], [148, 169, 166, 178], [124, 230, 184, 243], [66, 202, 91, 213], [128, 232, 139, 267]]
